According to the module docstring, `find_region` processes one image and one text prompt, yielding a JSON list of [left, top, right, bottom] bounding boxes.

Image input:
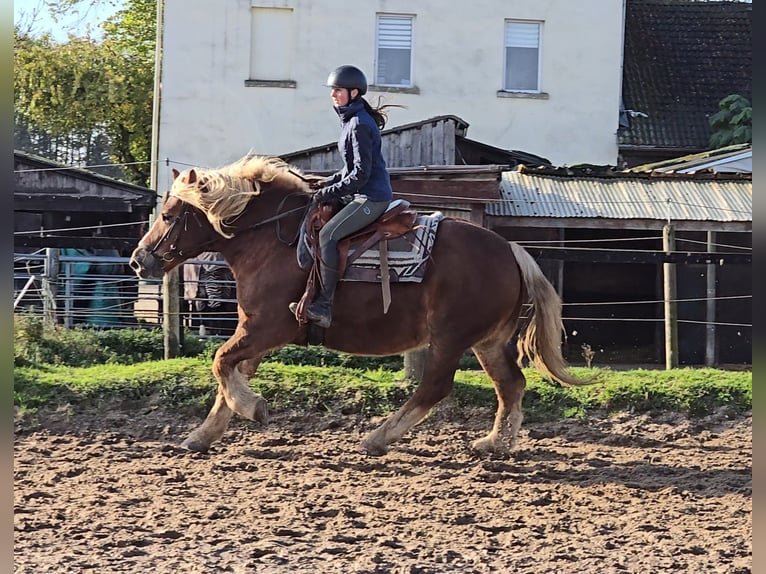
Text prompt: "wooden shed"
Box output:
[[281, 114, 550, 225], [487, 165, 751, 366], [14, 150, 156, 253], [279, 120, 751, 366]]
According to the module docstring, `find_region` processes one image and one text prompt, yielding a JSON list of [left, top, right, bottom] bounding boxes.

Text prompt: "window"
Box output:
[[503, 21, 541, 92], [247, 7, 295, 87], [375, 15, 413, 87]]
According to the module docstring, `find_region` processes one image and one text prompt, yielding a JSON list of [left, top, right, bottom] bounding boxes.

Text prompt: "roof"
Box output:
[[14, 150, 156, 205], [618, 0, 752, 151], [630, 143, 752, 173], [281, 114, 550, 168], [486, 165, 751, 228], [14, 150, 157, 250], [282, 115, 470, 159]]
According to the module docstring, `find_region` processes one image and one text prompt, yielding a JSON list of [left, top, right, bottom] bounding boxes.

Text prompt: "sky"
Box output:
[[13, 0, 124, 41]]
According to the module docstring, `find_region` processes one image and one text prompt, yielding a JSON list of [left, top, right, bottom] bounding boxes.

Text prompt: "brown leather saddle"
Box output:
[[294, 198, 418, 324]]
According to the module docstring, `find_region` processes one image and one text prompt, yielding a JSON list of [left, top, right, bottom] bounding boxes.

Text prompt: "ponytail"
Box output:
[[361, 96, 406, 130]]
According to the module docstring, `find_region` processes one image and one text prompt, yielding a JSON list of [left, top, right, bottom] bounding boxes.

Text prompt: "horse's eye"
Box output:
[[162, 213, 173, 223]]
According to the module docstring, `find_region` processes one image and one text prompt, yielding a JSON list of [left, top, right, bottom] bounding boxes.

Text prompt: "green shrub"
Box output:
[[13, 315, 214, 367], [264, 344, 403, 370]]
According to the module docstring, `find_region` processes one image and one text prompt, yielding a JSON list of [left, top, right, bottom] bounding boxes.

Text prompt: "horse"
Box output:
[[129, 154, 593, 456]]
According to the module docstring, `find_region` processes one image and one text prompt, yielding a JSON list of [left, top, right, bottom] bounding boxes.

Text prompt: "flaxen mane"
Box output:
[[171, 155, 309, 238]]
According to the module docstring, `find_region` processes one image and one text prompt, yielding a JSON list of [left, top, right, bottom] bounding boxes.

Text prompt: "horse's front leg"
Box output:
[[181, 384, 237, 452], [181, 326, 270, 452], [214, 348, 269, 424]]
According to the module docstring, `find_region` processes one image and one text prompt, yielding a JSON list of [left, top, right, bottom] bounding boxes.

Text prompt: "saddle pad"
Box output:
[[342, 212, 445, 284]]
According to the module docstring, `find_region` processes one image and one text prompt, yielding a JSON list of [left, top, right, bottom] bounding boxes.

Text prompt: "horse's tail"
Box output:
[[510, 242, 595, 386]]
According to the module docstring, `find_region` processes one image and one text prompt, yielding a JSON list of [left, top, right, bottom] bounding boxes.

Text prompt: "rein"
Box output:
[[147, 192, 312, 261], [242, 193, 312, 245]]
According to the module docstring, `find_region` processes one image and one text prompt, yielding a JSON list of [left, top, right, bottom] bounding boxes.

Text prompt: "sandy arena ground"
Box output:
[[14, 404, 751, 573]]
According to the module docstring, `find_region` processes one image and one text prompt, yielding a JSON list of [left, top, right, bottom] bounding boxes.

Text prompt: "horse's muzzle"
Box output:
[[129, 246, 164, 279]]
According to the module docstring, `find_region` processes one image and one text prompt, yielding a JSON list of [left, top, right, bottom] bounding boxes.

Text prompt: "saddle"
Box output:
[[294, 198, 418, 324]]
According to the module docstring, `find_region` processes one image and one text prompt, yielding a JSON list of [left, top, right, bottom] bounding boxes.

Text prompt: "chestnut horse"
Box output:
[[129, 155, 591, 456]]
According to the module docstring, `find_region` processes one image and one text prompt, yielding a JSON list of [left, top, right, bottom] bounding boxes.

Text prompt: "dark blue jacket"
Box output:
[[321, 99, 393, 203]]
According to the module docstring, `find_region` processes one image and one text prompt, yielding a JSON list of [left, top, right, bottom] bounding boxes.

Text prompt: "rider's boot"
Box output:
[[303, 265, 338, 328], [289, 245, 340, 328]]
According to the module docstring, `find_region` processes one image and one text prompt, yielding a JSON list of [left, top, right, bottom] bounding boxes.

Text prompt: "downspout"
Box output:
[[616, 0, 627, 166]]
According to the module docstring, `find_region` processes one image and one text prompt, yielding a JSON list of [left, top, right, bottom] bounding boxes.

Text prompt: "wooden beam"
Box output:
[[488, 216, 751, 233], [15, 197, 150, 212], [15, 236, 142, 250], [523, 246, 750, 265], [392, 180, 500, 203]]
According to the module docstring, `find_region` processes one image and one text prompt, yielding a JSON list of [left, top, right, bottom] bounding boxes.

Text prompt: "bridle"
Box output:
[[146, 202, 206, 261], [145, 192, 312, 262]]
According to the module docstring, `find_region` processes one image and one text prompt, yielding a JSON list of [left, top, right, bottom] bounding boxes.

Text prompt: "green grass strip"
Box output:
[[14, 360, 751, 420]]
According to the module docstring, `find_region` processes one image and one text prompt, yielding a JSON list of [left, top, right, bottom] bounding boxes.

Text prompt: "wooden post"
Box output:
[[705, 231, 717, 366], [555, 228, 564, 297], [42, 248, 59, 326], [469, 204, 485, 227], [662, 224, 678, 369], [163, 269, 181, 359], [152, 0, 180, 358], [63, 258, 73, 328]]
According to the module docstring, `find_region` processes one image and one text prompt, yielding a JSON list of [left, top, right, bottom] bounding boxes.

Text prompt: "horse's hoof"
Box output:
[[471, 437, 496, 452], [360, 440, 388, 457], [181, 437, 210, 453], [253, 398, 270, 425], [472, 437, 513, 456]]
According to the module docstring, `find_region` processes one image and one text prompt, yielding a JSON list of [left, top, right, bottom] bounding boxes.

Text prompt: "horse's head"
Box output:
[[130, 154, 311, 278], [129, 168, 220, 278]]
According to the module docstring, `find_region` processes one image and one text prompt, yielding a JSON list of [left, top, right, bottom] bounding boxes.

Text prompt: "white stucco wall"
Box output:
[[157, 0, 625, 192]]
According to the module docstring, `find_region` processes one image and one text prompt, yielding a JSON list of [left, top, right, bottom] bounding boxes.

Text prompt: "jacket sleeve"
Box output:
[[319, 121, 373, 200], [322, 170, 343, 187]]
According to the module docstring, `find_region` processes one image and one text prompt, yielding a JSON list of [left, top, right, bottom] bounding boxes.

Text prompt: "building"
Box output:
[[156, 0, 625, 195], [618, 0, 752, 167]]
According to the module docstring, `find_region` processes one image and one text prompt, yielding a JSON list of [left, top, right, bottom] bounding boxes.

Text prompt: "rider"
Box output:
[[290, 65, 395, 328]]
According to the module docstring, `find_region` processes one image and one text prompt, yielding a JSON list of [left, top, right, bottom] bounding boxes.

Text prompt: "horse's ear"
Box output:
[[186, 168, 210, 193], [172, 168, 180, 180]]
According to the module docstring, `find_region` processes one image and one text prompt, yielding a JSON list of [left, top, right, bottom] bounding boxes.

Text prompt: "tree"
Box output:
[[709, 94, 752, 150], [13, 0, 156, 186]]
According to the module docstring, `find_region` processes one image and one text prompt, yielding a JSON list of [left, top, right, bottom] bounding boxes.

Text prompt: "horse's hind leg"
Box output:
[[471, 337, 526, 453], [361, 344, 461, 456]]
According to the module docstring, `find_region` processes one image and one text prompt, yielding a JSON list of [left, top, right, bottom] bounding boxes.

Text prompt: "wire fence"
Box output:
[[13, 252, 238, 335], [13, 251, 752, 331]]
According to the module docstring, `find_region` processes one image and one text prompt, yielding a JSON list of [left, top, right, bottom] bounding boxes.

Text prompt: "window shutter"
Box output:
[[505, 22, 538, 48], [378, 16, 412, 50]]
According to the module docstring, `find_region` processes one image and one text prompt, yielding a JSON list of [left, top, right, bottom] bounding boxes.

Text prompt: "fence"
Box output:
[[13, 250, 238, 337], [13, 249, 751, 365]]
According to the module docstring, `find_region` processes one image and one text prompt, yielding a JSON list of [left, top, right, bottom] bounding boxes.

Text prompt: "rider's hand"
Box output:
[[306, 176, 326, 190]]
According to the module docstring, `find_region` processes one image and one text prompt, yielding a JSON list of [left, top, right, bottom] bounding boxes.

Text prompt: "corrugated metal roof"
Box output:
[[488, 170, 751, 223]]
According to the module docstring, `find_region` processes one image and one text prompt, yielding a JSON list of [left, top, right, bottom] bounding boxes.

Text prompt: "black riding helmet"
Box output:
[[326, 65, 367, 99]]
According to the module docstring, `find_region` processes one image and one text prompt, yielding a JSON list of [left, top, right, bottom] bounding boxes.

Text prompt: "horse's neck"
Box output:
[[217, 188, 307, 272]]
